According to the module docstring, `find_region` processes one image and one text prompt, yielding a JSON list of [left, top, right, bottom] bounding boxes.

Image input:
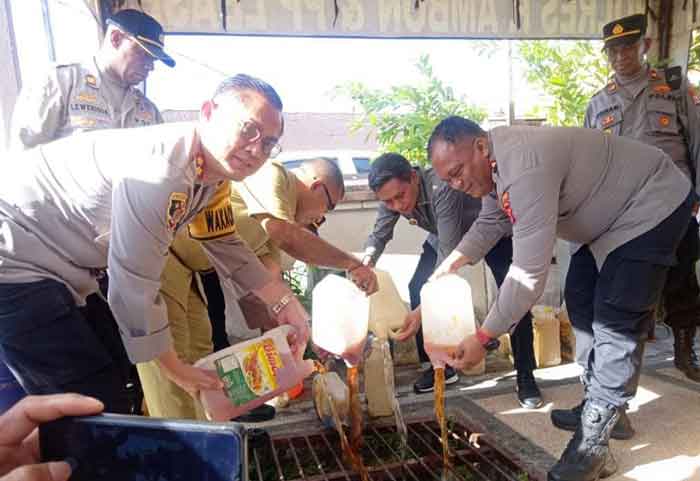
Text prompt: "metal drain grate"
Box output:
[[248, 418, 531, 481]]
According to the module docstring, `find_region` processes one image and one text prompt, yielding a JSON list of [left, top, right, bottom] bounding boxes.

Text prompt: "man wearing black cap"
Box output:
[[7, 9, 175, 415], [550, 12, 700, 448], [10, 9, 174, 148]]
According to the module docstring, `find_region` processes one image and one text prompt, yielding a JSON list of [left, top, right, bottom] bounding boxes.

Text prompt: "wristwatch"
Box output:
[[271, 293, 293, 315], [475, 328, 500, 352]]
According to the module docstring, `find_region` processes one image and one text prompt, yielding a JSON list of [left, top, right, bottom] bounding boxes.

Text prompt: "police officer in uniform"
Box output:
[[10, 9, 172, 149], [547, 13, 700, 447], [427, 116, 692, 481], [0, 74, 310, 415], [8, 9, 175, 414], [363, 153, 542, 409], [586, 14, 700, 380]]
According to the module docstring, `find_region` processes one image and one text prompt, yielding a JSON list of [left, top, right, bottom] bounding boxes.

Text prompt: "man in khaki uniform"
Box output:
[[136, 232, 213, 420], [8, 9, 174, 414], [10, 9, 171, 149], [425, 116, 691, 481], [230, 158, 378, 293]]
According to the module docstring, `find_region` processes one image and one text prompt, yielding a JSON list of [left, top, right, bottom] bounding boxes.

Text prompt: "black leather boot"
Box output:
[[673, 327, 700, 382], [550, 399, 635, 440], [548, 401, 620, 481]]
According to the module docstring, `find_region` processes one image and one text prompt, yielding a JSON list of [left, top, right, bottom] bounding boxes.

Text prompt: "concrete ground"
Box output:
[[268, 324, 700, 480]]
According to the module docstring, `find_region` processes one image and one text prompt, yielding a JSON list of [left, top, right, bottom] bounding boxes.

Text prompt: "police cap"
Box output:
[[107, 9, 175, 67], [603, 14, 647, 50]]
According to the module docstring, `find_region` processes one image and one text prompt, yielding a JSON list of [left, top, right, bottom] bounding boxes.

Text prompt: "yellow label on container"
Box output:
[[236, 338, 284, 396]]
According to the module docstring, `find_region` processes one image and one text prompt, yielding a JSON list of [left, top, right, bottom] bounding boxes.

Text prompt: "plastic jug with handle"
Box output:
[[312, 274, 369, 367], [421, 274, 477, 368], [195, 324, 315, 422], [368, 269, 408, 340]]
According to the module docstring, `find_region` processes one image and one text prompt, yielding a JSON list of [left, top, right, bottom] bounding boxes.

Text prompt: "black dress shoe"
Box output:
[[413, 365, 459, 394], [232, 404, 276, 423], [516, 374, 543, 409]]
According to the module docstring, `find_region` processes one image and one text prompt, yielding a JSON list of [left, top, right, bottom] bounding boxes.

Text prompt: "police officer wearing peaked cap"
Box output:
[[106, 9, 175, 68], [548, 12, 700, 448], [8, 9, 177, 414], [10, 9, 174, 150]]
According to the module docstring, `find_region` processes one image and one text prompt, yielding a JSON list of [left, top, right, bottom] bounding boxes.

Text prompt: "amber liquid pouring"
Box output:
[[348, 366, 363, 451], [314, 362, 369, 481], [434, 367, 451, 476]]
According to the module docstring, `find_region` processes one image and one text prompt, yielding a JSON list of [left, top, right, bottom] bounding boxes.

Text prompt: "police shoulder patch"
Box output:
[[501, 191, 516, 224], [188, 183, 237, 240], [166, 192, 189, 231], [653, 84, 671, 95]]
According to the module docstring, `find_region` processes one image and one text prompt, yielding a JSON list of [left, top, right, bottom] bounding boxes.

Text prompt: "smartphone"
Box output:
[[40, 413, 247, 481]]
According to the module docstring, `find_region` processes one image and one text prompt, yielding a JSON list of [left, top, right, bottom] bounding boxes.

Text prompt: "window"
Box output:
[[352, 157, 371, 174]]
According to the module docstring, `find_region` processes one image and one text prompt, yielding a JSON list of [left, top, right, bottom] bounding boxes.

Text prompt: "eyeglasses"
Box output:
[[320, 183, 335, 211], [238, 119, 282, 158], [605, 42, 640, 60]]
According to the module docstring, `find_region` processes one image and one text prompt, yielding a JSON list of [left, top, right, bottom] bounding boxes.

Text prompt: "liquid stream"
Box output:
[[434, 367, 452, 480], [315, 362, 369, 481]]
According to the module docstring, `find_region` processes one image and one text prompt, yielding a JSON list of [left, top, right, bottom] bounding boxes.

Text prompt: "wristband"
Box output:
[[476, 328, 500, 352]]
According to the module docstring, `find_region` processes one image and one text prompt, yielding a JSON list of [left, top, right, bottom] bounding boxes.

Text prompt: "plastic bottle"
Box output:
[[558, 303, 576, 363], [363, 336, 395, 417], [368, 270, 408, 340], [312, 371, 350, 428], [420, 274, 477, 368], [312, 274, 369, 366], [195, 325, 315, 422], [536, 257, 562, 308], [531, 305, 562, 368]]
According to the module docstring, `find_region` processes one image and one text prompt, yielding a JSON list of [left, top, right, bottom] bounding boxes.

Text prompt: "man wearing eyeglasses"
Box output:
[[0, 74, 311, 417], [7, 9, 174, 415], [363, 153, 542, 409], [228, 157, 378, 294]]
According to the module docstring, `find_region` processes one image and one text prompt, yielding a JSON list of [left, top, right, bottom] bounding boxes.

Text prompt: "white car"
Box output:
[[277, 150, 377, 192]]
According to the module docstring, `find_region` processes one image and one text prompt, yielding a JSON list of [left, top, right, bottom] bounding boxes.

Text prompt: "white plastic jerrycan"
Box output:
[[421, 274, 477, 368], [312, 274, 369, 367], [195, 325, 315, 422], [369, 269, 408, 340]]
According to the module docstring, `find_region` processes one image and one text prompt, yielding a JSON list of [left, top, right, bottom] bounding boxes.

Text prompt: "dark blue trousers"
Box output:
[[566, 194, 692, 407], [0, 279, 131, 413]]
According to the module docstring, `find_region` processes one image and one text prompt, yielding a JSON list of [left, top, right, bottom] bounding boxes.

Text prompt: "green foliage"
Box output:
[[517, 40, 608, 126], [335, 55, 487, 166], [689, 29, 700, 77], [282, 263, 312, 313]]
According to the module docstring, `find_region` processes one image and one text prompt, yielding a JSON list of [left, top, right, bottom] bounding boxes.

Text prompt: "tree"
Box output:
[[517, 41, 609, 127], [689, 29, 700, 76], [335, 55, 486, 166]]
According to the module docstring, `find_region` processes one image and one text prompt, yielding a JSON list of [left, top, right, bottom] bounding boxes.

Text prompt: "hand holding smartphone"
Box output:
[[40, 414, 246, 481]]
